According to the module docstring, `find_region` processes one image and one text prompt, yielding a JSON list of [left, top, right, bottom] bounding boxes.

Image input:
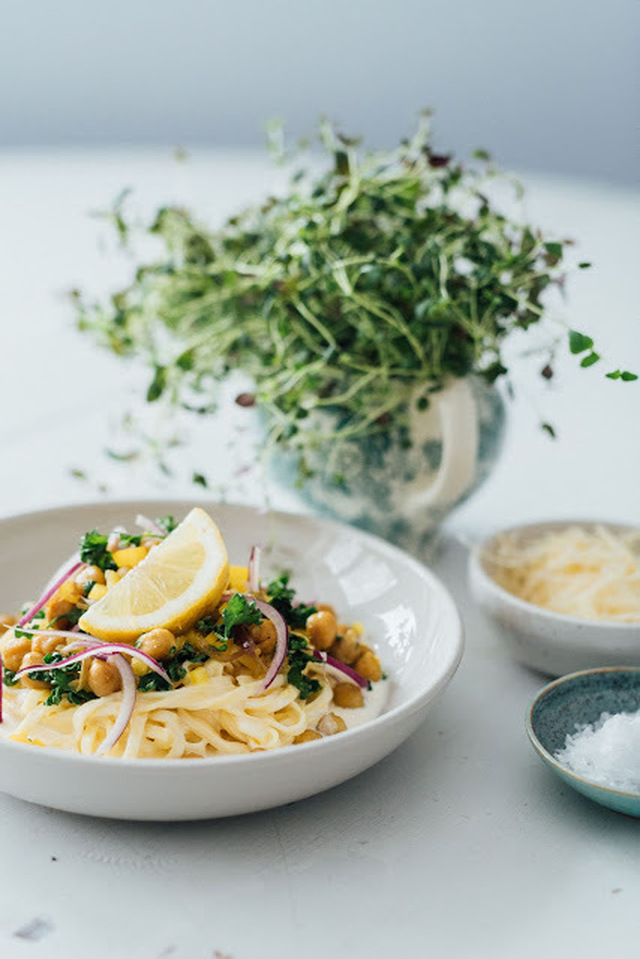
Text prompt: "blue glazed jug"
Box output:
[[271, 376, 506, 557]]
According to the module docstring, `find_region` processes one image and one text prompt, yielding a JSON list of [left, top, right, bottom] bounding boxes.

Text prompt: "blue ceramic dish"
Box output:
[[526, 667, 640, 817]]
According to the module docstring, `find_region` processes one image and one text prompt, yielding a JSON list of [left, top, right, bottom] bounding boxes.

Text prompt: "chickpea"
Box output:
[[248, 620, 277, 654], [330, 628, 361, 665], [0, 614, 16, 635], [333, 682, 365, 709], [88, 659, 122, 697], [317, 712, 347, 736], [44, 596, 75, 628], [137, 628, 176, 661], [32, 633, 64, 657], [75, 565, 106, 589], [306, 610, 338, 651], [19, 651, 50, 689], [294, 729, 322, 744], [354, 649, 382, 683], [315, 603, 336, 617], [2, 634, 32, 672]]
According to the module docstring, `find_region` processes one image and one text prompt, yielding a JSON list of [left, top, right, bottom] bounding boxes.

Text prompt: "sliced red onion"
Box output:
[[248, 545, 261, 592], [312, 651, 368, 688], [221, 591, 288, 692], [0, 653, 3, 724], [14, 642, 171, 685], [8, 625, 96, 643], [16, 560, 85, 628], [96, 654, 137, 756], [135, 513, 165, 536]]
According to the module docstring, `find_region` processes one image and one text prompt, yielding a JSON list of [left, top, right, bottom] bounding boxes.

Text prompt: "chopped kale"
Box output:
[[33, 652, 97, 707], [286, 634, 321, 700], [221, 593, 262, 640], [79, 529, 117, 571], [117, 532, 143, 548], [266, 574, 317, 630], [195, 614, 217, 635], [156, 515, 177, 534], [137, 641, 209, 691], [3, 667, 17, 687]]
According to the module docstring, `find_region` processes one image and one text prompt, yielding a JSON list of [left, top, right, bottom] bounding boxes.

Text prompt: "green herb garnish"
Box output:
[[266, 574, 317, 630], [137, 641, 209, 691], [286, 635, 321, 700], [79, 530, 117, 571], [156, 515, 177, 534], [221, 593, 262, 640], [36, 653, 97, 707]]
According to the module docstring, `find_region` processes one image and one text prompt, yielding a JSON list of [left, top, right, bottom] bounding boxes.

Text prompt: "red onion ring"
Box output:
[[248, 545, 261, 593], [96, 654, 137, 756], [16, 560, 85, 629], [14, 642, 171, 685], [312, 651, 368, 688], [221, 592, 288, 692]]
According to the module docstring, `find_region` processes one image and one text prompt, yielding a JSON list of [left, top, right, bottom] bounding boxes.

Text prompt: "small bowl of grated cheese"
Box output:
[[468, 520, 640, 676], [527, 666, 640, 817]]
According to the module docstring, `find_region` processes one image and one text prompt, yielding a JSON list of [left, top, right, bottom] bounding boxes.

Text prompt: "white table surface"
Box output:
[[0, 150, 639, 959]]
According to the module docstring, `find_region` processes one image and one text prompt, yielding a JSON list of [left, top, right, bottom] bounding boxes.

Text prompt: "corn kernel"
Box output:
[[112, 546, 148, 568], [228, 565, 249, 592], [131, 658, 150, 677], [58, 580, 82, 603], [188, 666, 210, 685], [105, 570, 120, 589], [351, 621, 364, 637], [88, 583, 108, 602]]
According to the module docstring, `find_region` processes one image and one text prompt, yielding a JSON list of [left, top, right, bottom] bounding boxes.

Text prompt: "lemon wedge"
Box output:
[[79, 507, 229, 641]]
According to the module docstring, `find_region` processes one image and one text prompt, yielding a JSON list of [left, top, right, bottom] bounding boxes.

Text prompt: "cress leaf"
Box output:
[[568, 331, 594, 355]]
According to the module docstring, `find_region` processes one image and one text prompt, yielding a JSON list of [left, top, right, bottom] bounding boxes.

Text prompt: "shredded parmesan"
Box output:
[[487, 525, 640, 622]]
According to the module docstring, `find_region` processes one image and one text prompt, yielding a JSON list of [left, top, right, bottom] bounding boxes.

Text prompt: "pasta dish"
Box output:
[[0, 508, 385, 758]]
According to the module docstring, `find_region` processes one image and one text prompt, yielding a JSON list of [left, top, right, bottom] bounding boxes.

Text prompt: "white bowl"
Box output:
[[468, 520, 640, 677], [0, 500, 463, 820]]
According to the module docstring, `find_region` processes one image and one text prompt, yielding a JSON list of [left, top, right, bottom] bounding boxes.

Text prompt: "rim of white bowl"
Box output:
[[470, 518, 640, 632], [526, 666, 640, 800], [0, 498, 465, 769]]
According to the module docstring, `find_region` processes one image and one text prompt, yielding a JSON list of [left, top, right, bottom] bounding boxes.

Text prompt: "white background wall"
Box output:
[[0, 0, 638, 184]]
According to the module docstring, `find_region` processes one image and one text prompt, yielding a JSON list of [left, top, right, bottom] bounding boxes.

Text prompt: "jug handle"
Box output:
[[408, 378, 479, 511]]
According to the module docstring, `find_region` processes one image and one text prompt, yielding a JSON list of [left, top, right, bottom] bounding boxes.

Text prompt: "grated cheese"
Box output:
[[487, 525, 640, 622]]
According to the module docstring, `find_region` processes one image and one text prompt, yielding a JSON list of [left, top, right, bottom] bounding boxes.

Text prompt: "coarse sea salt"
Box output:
[[555, 709, 640, 794]]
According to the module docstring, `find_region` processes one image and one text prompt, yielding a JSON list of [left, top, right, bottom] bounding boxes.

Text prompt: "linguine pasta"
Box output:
[[0, 510, 385, 758]]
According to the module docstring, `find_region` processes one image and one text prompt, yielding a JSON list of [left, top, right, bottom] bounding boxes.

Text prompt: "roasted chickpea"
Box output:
[[354, 649, 382, 683], [75, 565, 106, 589], [19, 651, 50, 689], [2, 634, 32, 672], [88, 659, 122, 697], [315, 603, 336, 617], [330, 627, 361, 665], [248, 619, 277, 654], [0, 614, 16, 635], [137, 628, 176, 661], [306, 610, 338, 651], [317, 712, 347, 736], [294, 729, 322, 744], [333, 682, 365, 709], [44, 596, 75, 628], [32, 633, 64, 657]]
